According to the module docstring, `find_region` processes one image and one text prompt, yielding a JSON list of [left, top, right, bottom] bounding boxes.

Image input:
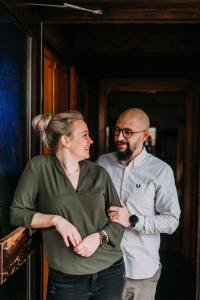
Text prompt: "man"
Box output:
[[96, 108, 180, 300]]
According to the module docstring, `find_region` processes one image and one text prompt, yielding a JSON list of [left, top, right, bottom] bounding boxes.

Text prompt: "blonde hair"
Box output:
[[32, 111, 84, 152]]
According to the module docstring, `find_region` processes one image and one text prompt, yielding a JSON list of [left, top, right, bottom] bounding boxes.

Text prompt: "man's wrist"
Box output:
[[127, 215, 139, 228]]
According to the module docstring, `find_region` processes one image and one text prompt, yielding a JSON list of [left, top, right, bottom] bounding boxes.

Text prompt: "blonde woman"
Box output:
[[10, 111, 124, 300]]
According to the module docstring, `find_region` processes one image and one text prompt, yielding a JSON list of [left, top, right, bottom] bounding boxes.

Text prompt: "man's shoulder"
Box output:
[[97, 152, 116, 164], [146, 152, 173, 174]]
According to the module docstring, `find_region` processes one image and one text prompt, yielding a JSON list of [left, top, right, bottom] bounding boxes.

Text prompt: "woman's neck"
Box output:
[[56, 150, 79, 175]]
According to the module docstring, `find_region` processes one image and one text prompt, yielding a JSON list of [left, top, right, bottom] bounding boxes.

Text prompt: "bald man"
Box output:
[[96, 108, 180, 300]]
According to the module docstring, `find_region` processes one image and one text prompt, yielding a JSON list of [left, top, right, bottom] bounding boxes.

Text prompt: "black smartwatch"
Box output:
[[98, 230, 109, 245], [129, 215, 139, 228]]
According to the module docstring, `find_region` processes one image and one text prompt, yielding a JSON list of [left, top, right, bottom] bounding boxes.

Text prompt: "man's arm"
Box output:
[[108, 166, 181, 235]]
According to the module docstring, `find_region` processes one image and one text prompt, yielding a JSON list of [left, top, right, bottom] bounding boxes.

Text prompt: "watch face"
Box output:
[[129, 215, 138, 227]]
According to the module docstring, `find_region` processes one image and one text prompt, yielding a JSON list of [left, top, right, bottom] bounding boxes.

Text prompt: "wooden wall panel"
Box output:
[[43, 47, 70, 299], [0, 227, 33, 285], [69, 66, 78, 110], [44, 48, 69, 114]]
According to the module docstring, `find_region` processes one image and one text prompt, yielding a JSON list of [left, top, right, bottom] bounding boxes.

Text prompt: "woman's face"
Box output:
[[68, 120, 93, 160]]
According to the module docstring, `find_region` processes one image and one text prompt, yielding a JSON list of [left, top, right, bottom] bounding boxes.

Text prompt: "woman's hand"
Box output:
[[52, 215, 82, 248], [74, 232, 101, 257]]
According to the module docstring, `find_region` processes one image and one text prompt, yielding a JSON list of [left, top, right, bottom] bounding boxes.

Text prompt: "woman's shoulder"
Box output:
[[28, 155, 52, 169]]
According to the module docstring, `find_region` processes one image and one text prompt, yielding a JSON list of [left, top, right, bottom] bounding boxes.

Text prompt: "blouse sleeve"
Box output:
[[10, 159, 39, 228], [101, 172, 124, 247]]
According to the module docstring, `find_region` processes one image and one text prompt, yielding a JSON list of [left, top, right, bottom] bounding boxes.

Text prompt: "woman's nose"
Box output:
[[89, 137, 93, 144]]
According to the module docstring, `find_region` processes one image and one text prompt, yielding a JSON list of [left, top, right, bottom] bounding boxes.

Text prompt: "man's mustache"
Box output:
[[116, 141, 128, 146]]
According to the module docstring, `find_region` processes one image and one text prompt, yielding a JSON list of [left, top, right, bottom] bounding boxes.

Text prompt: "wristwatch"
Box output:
[[98, 230, 109, 245], [129, 214, 139, 228]]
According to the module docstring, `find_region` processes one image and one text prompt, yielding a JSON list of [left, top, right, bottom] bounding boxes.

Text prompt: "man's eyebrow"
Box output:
[[116, 126, 132, 130]]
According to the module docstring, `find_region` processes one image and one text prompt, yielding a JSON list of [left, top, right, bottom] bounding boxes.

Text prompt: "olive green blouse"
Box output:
[[10, 155, 123, 275]]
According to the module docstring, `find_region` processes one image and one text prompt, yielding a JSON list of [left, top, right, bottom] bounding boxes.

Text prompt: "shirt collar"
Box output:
[[130, 147, 148, 167]]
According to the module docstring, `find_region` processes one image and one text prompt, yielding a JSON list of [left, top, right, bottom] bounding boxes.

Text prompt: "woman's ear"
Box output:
[[60, 135, 70, 148]]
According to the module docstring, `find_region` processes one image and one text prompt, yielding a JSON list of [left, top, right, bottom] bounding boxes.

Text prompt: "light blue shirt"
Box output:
[[96, 147, 181, 279]]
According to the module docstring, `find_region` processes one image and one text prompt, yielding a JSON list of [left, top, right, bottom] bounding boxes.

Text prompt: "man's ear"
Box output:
[[60, 135, 70, 147], [143, 130, 149, 141]]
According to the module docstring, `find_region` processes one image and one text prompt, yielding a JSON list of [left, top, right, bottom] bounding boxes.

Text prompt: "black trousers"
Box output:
[[46, 258, 125, 300]]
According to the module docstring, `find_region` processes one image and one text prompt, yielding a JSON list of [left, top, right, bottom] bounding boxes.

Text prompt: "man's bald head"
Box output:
[[117, 108, 150, 131]]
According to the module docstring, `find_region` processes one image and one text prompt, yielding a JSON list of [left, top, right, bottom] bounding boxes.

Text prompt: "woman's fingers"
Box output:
[[74, 244, 89, 257], [68, 232, 81, 247], [108, 211, 118, 220], [68, 234, 77, 247], [55, 217, 82, 247], [63, 235, 70, 247], [74, 233, 100, 257]]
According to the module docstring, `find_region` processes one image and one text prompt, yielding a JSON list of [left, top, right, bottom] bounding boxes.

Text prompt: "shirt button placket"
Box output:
[[120, 166, 130, 203]]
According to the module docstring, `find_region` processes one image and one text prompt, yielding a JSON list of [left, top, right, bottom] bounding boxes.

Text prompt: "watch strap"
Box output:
[[98, 230, 109, 245]]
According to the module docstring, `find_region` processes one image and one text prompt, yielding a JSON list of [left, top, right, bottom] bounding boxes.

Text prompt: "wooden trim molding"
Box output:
[[69, 66, 78, 110], [0, 227, 33, 285], [43, 7, 200, 24]]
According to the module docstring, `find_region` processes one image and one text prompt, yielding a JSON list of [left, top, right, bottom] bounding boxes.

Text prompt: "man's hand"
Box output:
[[74, 232, 101, 257], [52, 215, 82, 248], [108, 202, 131, 228]]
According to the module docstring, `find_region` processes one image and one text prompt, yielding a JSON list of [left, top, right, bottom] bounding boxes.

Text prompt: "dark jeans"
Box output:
[[46, 257, 125, 300]]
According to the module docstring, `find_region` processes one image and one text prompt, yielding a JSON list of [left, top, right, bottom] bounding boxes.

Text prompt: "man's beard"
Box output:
[[115, 140, 141, 161], [115, 141, 133, 161]]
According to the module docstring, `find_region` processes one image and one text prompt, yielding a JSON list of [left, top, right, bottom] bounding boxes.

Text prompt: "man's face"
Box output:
[[114, 115, 148, 161]]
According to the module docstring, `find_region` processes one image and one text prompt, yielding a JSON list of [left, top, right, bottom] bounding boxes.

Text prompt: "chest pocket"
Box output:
[[126, 177, 156, 215]]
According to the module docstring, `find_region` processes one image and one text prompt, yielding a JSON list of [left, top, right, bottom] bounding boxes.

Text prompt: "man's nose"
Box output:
[[116, 130, 124, 141]]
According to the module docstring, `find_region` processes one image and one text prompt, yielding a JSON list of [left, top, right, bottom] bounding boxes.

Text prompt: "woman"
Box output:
[[10, 111, 124, 300]]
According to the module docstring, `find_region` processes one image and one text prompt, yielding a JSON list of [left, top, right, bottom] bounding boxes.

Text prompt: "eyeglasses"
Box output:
[[113, 126, 145, 139]]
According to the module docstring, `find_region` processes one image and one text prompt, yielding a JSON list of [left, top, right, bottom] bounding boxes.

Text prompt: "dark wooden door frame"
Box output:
[[98, 78, 200, 300]]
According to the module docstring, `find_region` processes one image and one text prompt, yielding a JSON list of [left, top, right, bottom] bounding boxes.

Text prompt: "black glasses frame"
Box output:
[[113, 126, 145, 139]]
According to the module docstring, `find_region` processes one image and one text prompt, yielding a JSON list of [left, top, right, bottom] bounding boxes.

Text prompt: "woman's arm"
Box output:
[[10, 158, 81, 247], [74, 170, 124, 257], [31, 213, 82, 247], [100, 173, 124, 246]]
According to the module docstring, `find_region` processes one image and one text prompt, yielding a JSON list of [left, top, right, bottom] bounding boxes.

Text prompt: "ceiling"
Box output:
[[2, 0, 200, 76], [7, 0, 200, 24]]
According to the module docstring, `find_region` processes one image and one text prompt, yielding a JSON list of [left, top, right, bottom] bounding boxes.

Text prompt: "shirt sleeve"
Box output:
[[133, 165, 181, 234], [101, 172, 124, 246], [10, 159, 39, 228]]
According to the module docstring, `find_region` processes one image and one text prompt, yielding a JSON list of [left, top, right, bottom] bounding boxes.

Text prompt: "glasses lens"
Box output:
[[113, 127, 133, 138], [122, 129, 132, 138]]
